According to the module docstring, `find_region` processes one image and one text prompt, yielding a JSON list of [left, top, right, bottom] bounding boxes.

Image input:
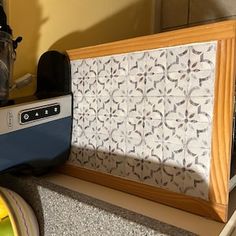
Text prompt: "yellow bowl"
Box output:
[[0, 187, 39, 236]]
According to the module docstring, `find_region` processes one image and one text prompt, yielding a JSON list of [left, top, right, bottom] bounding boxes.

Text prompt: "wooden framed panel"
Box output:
[[59, 20, 236, 222]]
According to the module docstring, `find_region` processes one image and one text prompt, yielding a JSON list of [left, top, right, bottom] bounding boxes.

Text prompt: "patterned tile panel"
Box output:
[[69, 41, 217, 200]]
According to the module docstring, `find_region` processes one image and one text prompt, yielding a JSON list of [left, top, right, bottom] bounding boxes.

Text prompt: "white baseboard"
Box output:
[[220, 211, 236, 236]]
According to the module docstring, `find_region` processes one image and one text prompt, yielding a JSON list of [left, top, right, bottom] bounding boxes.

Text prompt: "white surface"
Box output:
[[230, 175, 236, 192], [220, 211, 236, 236]]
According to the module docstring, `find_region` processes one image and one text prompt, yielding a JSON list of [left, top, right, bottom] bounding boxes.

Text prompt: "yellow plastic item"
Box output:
[[0, 197, 9, 220]]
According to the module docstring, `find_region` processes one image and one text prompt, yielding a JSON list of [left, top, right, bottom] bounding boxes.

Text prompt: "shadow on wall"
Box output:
[[68, 146, 210, 202], [49, 0, 154, 52], [10, 0, 47, 78]]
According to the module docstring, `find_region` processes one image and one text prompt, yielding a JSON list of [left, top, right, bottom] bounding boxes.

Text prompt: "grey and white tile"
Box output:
[[146, 49, 166, 74], [167, 46, 189, 73], [189, 42, 217, 71], [145, 74, 165, 97], [70, 41, 217, 200]]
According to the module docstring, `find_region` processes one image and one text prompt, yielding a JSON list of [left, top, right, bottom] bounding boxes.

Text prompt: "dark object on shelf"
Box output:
[[0, 2, 22, 102], [37, 51, 71, 98]]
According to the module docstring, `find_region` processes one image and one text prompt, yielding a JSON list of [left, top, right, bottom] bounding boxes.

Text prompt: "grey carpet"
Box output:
[[0, 175, 197, 236]]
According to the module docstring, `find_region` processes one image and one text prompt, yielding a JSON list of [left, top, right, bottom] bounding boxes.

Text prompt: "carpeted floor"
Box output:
[[0, 175, 197, 236]]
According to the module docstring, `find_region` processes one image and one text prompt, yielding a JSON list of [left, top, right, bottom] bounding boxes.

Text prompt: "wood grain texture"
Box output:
[[67, 20, 236, 60], [62, 20, 236, 222], [58, 165, 226, 222], [210, 38, 236, 208]]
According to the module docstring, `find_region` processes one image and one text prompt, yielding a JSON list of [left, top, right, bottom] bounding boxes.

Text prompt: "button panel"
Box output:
[[20, 104, 60, 124]]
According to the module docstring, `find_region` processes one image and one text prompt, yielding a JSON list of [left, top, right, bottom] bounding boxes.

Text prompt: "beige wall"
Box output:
[[7, 0, 155, 97]]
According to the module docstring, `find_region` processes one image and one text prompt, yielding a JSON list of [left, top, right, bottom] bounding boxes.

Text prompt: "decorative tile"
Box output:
[[109, 153, 126, 177], [167, 46, 189, 73], [128, 75, 145, 97], [144, 119, 163, 143], [125, 138, 144, 181], [129, 52, 146, 75], [146, 49, 166, 74], [69, 145, 83, 167], [184, 147, 211, 199], [189, 43, 217, 71], [83, 115, 97, 135], [127, 96, 144, 118], [164, 96, 187, 121], [71, 126, 82, 143], [71, 133, 97, 170], [71, 60, 79, 78], [97, 97, 111, 116], [112, 54, 128, 76], [97, 76, 111, 97], [145, 74, 165, 97], [96, 134, 110, 172], [166, 72, 188, 96], [184, 169, 209, 199], [186, 122, 212, 149], [111, 97, 127, 117], [143, 142, 163, 186], [97, 56, 112, 77], [84, 76, 97, 97], [187, 97, 214, 123], [72, 75, 83, 96], [162, 143, 185, 193], [73, 95, 84, 112], [126, 137, 144, 158], [83, 58, 97, 78], [97, 115, 110, 136], [126, 118, 143, 144], [110, 135, 126, 155], [143, 141, 163, 162], [83, 97, 97, 116], [125, 156, 142, 181], [145, 96, 164, 120], [110, 135, 126, 176], [188, 70, 215, 97], [163, 120, 186, 145], [73, 99, 84, 131], [185, 147, 211, 176], [112, 76, 127, 97], [82, 133, 97, 169], [71, 41, 217, 200], [143, 162, 163, 186], [110, 116, 126, 137]]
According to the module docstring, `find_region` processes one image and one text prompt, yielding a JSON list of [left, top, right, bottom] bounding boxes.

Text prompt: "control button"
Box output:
[[20, 103, 61, 124], [21, 112, 32, 123], [24, 114, 30, 120]]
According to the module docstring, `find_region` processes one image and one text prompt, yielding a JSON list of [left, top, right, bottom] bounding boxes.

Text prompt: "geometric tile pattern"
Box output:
[[68, 41, 217, 200]]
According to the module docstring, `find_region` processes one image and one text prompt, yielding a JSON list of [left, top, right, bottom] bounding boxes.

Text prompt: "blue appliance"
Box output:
[[0, 94, 72, 174], [0, 50, 73, 175], [0, 2, 72, 175]]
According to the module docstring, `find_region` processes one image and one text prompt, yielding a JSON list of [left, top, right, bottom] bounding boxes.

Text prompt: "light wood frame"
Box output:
[[59, 20, 236, 222]]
